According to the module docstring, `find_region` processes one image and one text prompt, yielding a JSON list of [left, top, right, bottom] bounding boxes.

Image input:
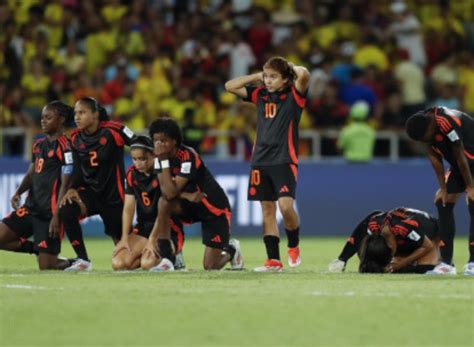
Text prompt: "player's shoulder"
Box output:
[[100, 120, 124, 130], [56, 135, 71, 151]]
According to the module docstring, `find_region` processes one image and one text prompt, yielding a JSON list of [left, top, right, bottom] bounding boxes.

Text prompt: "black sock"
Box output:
[[285, 227, 299, 248], [14, 240, 37, 255], [227, 245, 236, 259], [338, 240, 356, 263], [158, 239, 176, 264], [468, 200, 474, 263], [59, 203, 89, 261], [436, 201, 456, 265], [263, 235, 280, 260], [396, 264, 436, 274]]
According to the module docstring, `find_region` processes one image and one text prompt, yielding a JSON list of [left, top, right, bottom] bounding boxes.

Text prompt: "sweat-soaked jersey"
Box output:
[[71, 121, 135, 205], [244, 84, 306, 166], [26, 135, 73, 219], [430, 106, 474, 169]]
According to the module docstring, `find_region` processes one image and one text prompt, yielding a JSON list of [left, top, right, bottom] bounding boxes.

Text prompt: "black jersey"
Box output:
[[430, 106, 474, 168], [26, 135, 73, 219], [156, 144, 230, 211], [71, 121, 135, 205], [125, 166, 160, 226], [382, 207, 437, 255], [244, 84, 306, 166]]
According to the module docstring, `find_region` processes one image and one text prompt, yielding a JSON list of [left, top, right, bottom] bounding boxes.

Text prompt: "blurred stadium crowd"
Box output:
[[1, 0, 474, 158]]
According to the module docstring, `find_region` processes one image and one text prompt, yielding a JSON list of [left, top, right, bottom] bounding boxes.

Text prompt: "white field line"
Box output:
[[2, 284, 47, 290], [311, 291, 472, 300]]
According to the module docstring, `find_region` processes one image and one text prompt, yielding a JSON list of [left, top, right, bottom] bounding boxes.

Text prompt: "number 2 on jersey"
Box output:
[[89, 151, 99, 167], [264, 102, 277, 118]]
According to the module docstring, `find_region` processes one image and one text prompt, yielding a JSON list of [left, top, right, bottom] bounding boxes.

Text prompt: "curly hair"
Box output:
[[149, 117, 182, 146]]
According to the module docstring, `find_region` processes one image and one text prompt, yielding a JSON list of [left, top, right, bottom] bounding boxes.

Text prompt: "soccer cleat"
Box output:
[[328, 259, 346, 273], [149, 258, 175, 272], [174, 252, 186, 271], [463, 262, 474, 276], [426, 262, 457, 275], [253, 259, 283, 272], [229, 238, 244, 270], [64, 258, 92, 272], [287, 247, 301, 267]]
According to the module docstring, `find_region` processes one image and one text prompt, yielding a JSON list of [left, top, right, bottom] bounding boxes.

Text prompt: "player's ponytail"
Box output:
[[77, 97, 110, 121], [47, 100, 74, 123], [358, 234, 392, 273]]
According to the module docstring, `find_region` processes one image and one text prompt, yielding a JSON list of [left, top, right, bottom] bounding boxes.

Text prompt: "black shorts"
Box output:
[[247, 164, 298, 201], [178, 199, 230, 250], [445, 165, 474, 194], [2, 206, 61, 255], [78, 187, 123, 240], [131, 218, 185, 252]]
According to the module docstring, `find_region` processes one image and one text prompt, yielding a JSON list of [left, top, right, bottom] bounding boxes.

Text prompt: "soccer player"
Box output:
[[406, 106, 474, 275], [58, 97, 135, 271], [112, 135, 190, 271], [225, 56, 310, 272], [0, 101, 74, 270], [328, 207, 440, 274], [144, 117, 243, 272]]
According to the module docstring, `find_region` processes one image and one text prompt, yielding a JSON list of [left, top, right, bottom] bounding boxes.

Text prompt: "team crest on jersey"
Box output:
[[47, 150, 54, 158], [152, 179, 158, 188], [79, 143, 86, 149], [100, 136, 107, 145], [279, 93, 287, 100], [435, 134, 443, 142], [172, 167, 180, 175]]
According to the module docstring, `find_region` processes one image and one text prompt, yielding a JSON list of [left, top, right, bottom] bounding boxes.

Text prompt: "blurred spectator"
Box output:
[[339, 67, 378, 110], [459, 52, 474, 114], [309, 84, 349, 128], [337, 101, 376, 162], [21, 58, 50, 125]]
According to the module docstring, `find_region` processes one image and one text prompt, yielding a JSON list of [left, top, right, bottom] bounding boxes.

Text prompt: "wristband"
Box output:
[[154, 158, 161, 170], [161, 159, 170, 169]]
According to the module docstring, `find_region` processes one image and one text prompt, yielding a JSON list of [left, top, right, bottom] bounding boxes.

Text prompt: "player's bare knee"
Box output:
[[140, 255, 157, 270], [112, 256, 127, 270]]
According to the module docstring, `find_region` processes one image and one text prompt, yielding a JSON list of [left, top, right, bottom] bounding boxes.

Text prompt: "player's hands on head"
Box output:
[[113, 238, 131, 256], [10, 194, 21, 210]]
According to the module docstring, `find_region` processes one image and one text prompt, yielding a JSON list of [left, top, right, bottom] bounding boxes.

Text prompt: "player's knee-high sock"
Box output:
[[158, 239, 176, 263], [436, 201, 456, 265], [59, 203, 89, 261], [285, 227, 299, 248], [263, 235, 280, 260], [468, 200, 474, 262]]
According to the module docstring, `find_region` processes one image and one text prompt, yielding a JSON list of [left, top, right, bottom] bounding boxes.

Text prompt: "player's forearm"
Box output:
[[291, 65, 310, 80], [15, 164, 34, 196], [454, 149, 473, 188], [428, 154, 447, 189], [55, 174, 72, 215], [225, 73, 262, 93], [397, 246, 431, 270], [158, 170, 180, 200]]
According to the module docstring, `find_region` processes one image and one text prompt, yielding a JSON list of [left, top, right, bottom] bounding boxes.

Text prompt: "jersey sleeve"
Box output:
[[435, 107, 462, 143], [125, 167, 134, 195], [243, 85, 261, 104], [102, 121, 136, 146]]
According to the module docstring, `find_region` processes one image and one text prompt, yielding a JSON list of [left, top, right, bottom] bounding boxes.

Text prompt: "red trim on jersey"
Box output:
[[109, 128, 125, 147], [201, 197, 231, 227], [288, 121, 298, 164], [56, 146, 63, 162], [101, 120, 123, 130], [170, 219, 184, 252], [290, 163, 298, 181], [51, 179, 58, 213], [450, 115, 461, 127], [126, 166, 134, 187], [60, 224, 64, 240], [251, 87, 262, 104], [291, 85, 306, 108], [464, 150, 474, 160], [116, 165, 125, 200], [435, 116, 452, 133], [401, 219, 419, 228], [188, 147, 202, 168]]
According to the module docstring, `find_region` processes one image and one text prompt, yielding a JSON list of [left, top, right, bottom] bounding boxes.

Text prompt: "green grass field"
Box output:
[[0, 237, 472, 347]]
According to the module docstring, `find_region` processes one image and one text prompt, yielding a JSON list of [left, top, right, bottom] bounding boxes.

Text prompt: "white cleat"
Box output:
[[64, 259, 92, 272], [253, 259, 283, 272], [426, 262, 457, 275], [463, 262, 474, 276], [174, 252, 186, 271], [287, 247, 301, 267], [229, 238, 244, 270], [149, 258, 175, 272], [328, 259, 346, 273]]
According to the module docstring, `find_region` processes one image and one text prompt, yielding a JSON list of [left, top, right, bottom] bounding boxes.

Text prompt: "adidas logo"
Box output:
[[279, 185, 289, 193], [71, 240, 81, 246], [38, 241, 48, 248], [211, 235, 222, 243]]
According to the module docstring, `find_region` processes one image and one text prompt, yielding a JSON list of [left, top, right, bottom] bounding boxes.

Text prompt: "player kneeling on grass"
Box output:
[[143, 117, 243, 272], [328, 207, 440, 274], [112, 136, 192, 270], [0, 101, 75, 270]]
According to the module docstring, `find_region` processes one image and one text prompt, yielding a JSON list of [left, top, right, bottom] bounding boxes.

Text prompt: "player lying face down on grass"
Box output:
[[224, 56, 310, 272], [328, 208, 440, 274], [112, 135, 194, 271], [143, 117, 243, 272], [0, 101, 74, 270], [57, 97, 135, 271], [406, 106, 474, 275]]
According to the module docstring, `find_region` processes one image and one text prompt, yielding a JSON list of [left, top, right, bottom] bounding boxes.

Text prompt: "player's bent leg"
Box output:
[[115, 234, 148, 270], [37, 253, 71, 270], [203, 246, 230, 270], [59, 201, 90, 262], [140, 249, 161, 270], [0, 222, 22, 251]]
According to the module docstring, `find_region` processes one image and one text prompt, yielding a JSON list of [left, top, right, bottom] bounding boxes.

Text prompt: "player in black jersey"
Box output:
[[144, 117, 243, 272], [328, 207, 440, 274], [225, 56, 310, 272], [0, 101, 74, 270], [111, 136, 191, 270], [58, 97, 135, 271], [406, 107, 474, 275]]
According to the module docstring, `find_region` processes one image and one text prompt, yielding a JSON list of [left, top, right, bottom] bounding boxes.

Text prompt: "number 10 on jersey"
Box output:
[[264, 102, 277, 118]]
